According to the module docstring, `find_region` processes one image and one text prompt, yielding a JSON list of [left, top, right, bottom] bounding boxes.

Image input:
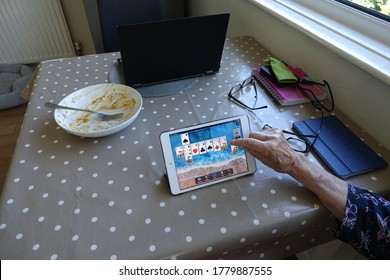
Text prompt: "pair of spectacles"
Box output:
[[228, 77, 268, 110], [296, 80, 335, 113], [262, 117, 323, 153]]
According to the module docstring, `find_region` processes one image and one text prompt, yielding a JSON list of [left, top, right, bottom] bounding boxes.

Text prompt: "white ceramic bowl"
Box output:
[[53, 83, 143, 137]]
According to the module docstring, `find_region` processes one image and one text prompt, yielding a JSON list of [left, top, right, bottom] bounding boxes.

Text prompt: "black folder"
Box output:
[[293, 116, 388, 178]]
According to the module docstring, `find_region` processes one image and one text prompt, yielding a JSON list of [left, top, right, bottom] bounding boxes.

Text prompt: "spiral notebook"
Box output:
[[252, 69, 327, 106]]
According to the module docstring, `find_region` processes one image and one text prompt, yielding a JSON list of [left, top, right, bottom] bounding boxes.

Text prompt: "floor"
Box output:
[[0, 104, 27, 195]]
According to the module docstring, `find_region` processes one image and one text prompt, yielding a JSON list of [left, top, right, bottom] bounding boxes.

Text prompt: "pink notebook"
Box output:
[[252, 69, 327, 106]]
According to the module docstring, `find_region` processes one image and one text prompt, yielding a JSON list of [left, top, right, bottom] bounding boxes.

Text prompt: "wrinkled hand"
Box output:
[[231, 128, 299, 174]]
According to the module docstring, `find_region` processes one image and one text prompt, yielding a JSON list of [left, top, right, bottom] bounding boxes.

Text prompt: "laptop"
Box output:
[[115, 13, 230, 97]]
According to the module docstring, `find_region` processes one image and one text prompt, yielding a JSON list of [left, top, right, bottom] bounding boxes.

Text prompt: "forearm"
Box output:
[[289, 153, 348, 221]]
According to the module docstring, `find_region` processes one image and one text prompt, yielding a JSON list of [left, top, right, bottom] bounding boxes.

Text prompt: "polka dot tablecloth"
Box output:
[[1, 37, 389, 260]]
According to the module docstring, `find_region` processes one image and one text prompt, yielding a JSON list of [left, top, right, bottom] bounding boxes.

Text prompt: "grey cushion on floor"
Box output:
[[0, 64, 34, 110]]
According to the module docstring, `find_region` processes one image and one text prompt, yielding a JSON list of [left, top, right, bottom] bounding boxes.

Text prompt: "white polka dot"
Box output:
[[129, 235, 135, 241], [253, 219, 260, 225], [206, 247, 213, 252], [186, 236, 192, 242], [54, 225, 61, 231], [211, 203, 217, 208], [199, 219, 205, 225], [72, 235, 79, 241], [16, 233, 23, 240], [90, 244, 97, 251], [165, 227, 171, 233], [110, 255, 117, 260], [91, 217, 98, 223], [284, 211, 291, 217], [126, 209, 133, 215], [50, 254, 58, 260], [32, 244, 40, 251], [220, 227, 227, 234], [262, 203, 268, 209], [149, 245, 156, 252], [109, 226, 116, 232], [178, 210, 185, 216], [0, 224, 6, 230], [231, 211, 237, 216], [145, 218, 151, 224]]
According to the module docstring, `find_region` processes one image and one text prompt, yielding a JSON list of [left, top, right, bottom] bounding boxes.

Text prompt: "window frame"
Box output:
[[334, 0, 390, 22], [248, 0, 390, 85]]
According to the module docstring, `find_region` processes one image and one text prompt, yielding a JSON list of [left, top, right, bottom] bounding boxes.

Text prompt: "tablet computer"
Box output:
[[160, 115, 256, 195]]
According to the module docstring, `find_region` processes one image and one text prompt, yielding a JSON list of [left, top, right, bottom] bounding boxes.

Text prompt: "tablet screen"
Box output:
[[168, 118, 249, 190]]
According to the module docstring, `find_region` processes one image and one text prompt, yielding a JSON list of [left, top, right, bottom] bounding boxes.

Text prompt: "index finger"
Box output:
[[230, 136, 266, 152]]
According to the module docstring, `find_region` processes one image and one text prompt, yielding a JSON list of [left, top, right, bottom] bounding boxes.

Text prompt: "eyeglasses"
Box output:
[[296, 80, 335, 113], [228, 77, 268, 110], [262, 115, 324, 153]]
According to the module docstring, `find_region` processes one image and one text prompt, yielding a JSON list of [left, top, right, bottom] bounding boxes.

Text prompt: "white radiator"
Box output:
[[0, 0, 75, 64]]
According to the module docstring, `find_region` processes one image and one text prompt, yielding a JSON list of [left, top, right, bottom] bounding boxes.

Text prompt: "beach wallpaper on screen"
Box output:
[[169, 119, 249, 190]]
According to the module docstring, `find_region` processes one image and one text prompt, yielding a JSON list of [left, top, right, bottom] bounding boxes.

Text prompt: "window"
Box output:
[[248, 0, 390, 85], [334, 0, 390, 22]]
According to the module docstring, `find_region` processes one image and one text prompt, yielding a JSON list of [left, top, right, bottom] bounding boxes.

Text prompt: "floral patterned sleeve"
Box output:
[[334, 183, 390, 259]]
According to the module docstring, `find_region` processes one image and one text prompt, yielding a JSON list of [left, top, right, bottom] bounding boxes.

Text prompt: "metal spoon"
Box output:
[[45, 102, 123, 121]]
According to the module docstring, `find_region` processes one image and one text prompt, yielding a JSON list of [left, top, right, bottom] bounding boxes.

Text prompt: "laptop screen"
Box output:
[[116, 13, 230, 88]]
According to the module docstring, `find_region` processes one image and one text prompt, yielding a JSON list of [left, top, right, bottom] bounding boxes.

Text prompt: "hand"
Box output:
[[232, 127, 348, 221], [231, 128, 299, 174]]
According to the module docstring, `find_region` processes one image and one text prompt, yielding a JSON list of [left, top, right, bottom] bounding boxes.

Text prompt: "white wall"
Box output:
[[188, 0, 390, 150], [60, 0, 96, 55]]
